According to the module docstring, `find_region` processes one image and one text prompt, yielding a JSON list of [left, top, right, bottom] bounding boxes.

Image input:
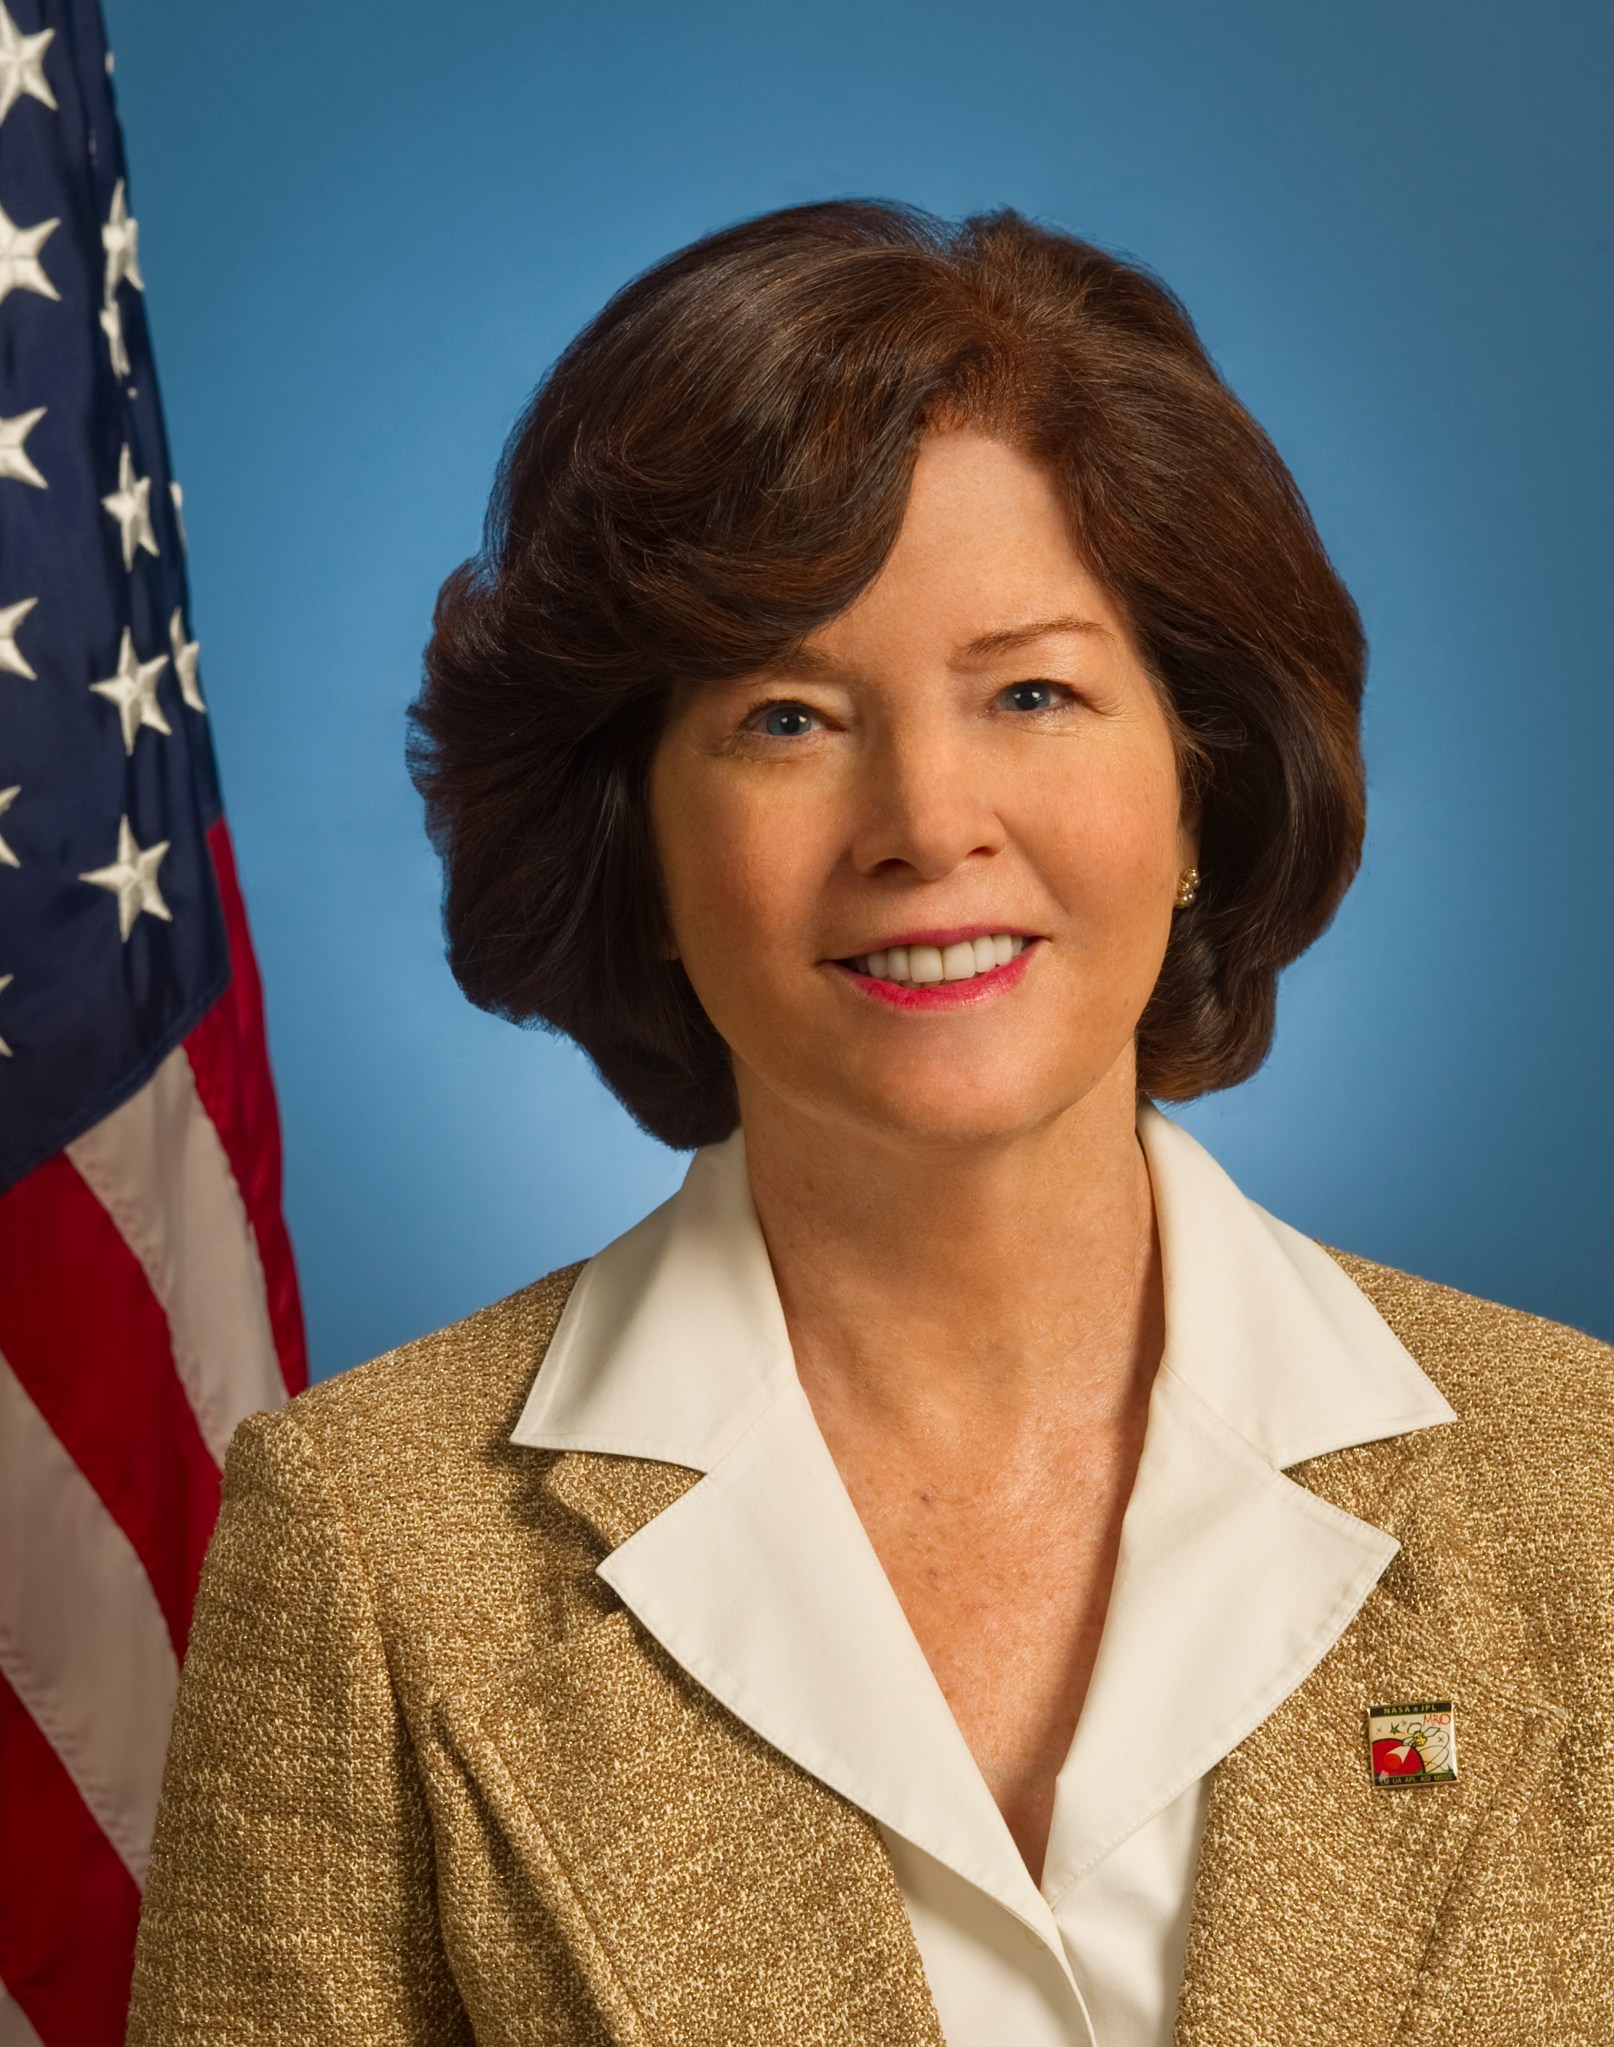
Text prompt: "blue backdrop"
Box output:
[[103, 0, 1613, 1375]]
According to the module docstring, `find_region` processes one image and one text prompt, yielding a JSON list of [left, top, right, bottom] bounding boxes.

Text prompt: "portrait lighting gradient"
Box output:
[[104, 0, 1614, 1375]]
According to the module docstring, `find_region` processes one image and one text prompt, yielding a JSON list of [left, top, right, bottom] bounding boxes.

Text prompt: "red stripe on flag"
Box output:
[[187, 818, 309, 1393], [0, 1155, 220, 1657], [0, 1668, 140, 2045]]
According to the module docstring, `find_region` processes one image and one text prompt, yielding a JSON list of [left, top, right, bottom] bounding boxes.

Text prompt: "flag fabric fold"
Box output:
[[0, 2, 308, 2036]]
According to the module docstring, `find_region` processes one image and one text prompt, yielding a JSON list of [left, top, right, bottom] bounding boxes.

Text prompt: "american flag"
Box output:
[[0, 2, 307, 2037]]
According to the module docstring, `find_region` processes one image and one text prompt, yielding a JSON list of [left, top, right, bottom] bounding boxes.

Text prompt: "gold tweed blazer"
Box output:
[[127, 1252, 1614, 2045]]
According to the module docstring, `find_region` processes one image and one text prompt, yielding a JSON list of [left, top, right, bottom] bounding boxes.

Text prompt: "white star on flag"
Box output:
[[101, 442, 158, 568], [91, 627, 171, 753], [0, 594, 37, 677], [170, 478, 187, 549], [78, 814, 173, 940], [0, 405, 46, 488], [100, 291, 130, 378], [0, 198, 60, 308], [0, 2, 54, 128], [169, 608, 204, 711], [0, 972, 12, 1056], [0, 783, 18, 867], [103, 177, 143, 299]]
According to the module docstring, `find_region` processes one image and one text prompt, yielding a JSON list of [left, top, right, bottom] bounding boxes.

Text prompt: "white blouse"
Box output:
[[510, 1106, 1455, 2046]]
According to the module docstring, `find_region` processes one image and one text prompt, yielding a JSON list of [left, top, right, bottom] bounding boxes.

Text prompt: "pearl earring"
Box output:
[[1174, 866, 1201, 909]]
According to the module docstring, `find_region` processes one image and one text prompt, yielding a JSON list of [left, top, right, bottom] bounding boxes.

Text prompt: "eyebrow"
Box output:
[[955, 614, 1116, 663], [749, 614, 1115, 686]]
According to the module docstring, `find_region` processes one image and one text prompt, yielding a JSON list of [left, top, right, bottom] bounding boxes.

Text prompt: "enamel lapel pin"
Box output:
[[1367, 1700, 1459, 1786]]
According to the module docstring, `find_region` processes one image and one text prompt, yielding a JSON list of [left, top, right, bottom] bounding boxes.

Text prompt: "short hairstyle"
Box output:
[[410, 199, 1366, 1151]]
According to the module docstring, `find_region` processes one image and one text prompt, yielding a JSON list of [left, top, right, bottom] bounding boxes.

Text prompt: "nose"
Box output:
[[846, 717, 1008, 881]]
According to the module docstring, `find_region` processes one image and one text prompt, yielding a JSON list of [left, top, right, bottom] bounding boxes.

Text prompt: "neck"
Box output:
[[736, 1055, 1164, 1448]]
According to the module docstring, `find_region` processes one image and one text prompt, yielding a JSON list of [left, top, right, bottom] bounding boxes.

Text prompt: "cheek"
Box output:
[[690, 836, 788, 953], [656, 774, 823, 970], [1033, 755, 1183, 911]]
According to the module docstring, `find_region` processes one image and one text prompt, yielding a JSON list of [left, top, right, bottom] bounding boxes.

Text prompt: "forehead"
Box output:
[[801, 430, 1131, 667]]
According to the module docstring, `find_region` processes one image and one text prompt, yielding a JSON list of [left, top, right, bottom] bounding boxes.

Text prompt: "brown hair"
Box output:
[[410, 200, 1366, 1150]]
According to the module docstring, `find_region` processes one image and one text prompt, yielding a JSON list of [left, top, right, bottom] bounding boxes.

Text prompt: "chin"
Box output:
[[821, 1070, 1108, 1153]]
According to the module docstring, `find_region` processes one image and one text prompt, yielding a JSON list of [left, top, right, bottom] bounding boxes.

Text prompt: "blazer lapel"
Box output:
[[455, 1448, 946, 2047], [1173, 1435, 1570, 2047]]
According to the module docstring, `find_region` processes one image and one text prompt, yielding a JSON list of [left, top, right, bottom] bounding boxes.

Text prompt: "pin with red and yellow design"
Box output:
[[1367, 1700, 1458, 1786]]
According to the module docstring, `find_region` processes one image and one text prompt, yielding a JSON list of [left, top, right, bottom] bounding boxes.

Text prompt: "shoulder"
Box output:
[[205, 1261, 600, 1705], [1325, 1246, 1614, 1435], [1306, 1254, 1614, 1732], [283, 1260, 585, 1463], [1320, 1249, 1614, 1591], [221, 1261, 589, 1556]]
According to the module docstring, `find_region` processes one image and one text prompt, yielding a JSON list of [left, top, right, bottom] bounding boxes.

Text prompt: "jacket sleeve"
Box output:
[[125, 1404, 475, 2045]]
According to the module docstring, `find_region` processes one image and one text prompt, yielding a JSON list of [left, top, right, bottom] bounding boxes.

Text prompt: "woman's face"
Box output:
[[648, 428, 1198, 1150]]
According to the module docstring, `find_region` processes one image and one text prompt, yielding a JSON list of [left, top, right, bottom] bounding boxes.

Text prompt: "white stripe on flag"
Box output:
[[0, 1352, 178, 1885], [0, 1982, 45, 2047], [67, 1044, 286, 1465]]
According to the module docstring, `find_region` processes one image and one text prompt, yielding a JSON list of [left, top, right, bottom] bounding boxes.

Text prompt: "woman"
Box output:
[[127, 201, 1612, 2044]]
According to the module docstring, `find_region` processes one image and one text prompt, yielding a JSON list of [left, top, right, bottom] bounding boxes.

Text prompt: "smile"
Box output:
[[849, 933, 1029, 987], [831, 934, 1040, 1010]]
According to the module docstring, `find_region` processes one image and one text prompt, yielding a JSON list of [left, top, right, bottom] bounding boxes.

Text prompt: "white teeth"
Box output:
[[940, 941, 975, 982], [852, 935, 1029, 987]]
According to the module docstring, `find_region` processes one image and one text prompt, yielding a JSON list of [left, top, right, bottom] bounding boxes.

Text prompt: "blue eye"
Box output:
[[756, 702, 817, 738], [1001, 681, 1065, 713]]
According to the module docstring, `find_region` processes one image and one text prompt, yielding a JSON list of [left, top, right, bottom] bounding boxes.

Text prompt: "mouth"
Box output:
[[829, 932, 1042, 1009]]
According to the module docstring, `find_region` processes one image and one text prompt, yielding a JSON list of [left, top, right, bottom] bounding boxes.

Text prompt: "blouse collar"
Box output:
[[511, 1106, 1455, 1945], [513, 1104, 1451, 1474]]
